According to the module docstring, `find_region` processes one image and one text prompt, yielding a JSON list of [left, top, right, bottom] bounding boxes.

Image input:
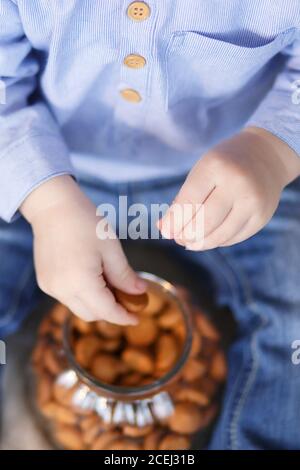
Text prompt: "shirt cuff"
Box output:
[[246, 91, 300, 157], [0, 134, 75, 222]]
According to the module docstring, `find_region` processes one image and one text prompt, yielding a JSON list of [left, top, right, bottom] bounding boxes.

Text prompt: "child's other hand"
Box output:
[[159, 128, 300, 250], [21, 176, 146, 325]]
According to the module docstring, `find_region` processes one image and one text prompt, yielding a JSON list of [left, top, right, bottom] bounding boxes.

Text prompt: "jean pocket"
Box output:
[[165, 28, 296, 110]]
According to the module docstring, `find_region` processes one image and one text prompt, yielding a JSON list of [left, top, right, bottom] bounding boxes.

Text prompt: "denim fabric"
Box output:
[[0, 175, 300, 449]]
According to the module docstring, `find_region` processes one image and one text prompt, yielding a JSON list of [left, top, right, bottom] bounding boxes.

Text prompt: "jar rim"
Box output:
[[63, 272, 193, 400]]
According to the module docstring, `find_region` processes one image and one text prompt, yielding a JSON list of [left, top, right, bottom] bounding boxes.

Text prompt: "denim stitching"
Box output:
[[203, 250, 255, 448], [229, 309, 267, 449], [203, 250, 241, 303], [0, 261, 35, 329], [217, 249, 268, 450]]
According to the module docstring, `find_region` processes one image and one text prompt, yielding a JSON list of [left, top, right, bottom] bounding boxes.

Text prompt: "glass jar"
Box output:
[[29, 273, 226, 450]]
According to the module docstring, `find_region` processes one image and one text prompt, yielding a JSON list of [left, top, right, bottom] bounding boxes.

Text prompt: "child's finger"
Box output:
[[177, 188, 232, 245], [159, 201, 198, 239], [175, 205, 205, 246], [201, 209, 249, 250], [202, 188, 233, 239], [75, 279, 138, 325], [185, 207, 249, 251], [159, 174, 215, 239], [65, 296, 98, 323], [174, 237, 187, 247], [102, 239, 146, 294], [219, 217, 256, 247]]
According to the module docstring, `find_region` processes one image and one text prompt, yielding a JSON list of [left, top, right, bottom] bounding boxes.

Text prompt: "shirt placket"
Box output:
[[115, 1, 157, 125]]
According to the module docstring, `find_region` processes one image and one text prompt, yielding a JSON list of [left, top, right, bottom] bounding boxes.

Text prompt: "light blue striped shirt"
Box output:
[[0, 0, 299, 222]]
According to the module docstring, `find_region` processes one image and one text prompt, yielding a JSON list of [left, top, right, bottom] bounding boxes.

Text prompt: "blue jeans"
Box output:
[[0, 174, 300, 450]]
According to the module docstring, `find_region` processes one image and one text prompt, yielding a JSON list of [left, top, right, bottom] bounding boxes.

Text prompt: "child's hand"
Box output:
[[21, 176, 146, 325], [159, 128, 300, 250]]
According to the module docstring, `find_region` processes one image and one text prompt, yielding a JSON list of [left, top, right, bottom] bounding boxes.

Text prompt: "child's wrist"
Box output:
[[243, 127, 300, 186], [20, 175, 85, 226]]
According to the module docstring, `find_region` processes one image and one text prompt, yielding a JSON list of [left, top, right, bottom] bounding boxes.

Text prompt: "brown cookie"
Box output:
[[124, 317, 158, 347], [210, 350, 227, 382], [155, 333, 178, 373], [159, 433, 190, 450], [90, 353, 123, 384], [74, 334, 103, 368], [122, 348, 154, 375], [168, 402, 204, 434], [115, 289, 149, 313], [54, 424, 85, 450], [95, 320, 122, 339]]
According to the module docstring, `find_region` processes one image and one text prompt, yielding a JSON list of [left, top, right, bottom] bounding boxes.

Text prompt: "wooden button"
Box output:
[[127, 2, 151, 21], [120, 88, 142, 103], [124, 54, 146, 69]]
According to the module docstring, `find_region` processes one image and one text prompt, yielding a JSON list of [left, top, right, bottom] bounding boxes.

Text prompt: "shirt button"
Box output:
[[120, 88, 142, 103], [124, 54, 146, 69], [127, 2, 151, 21]]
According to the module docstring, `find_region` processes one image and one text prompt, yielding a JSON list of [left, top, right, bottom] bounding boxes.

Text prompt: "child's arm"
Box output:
[[160, 35, 300, 250], [21, 175, 145, 324], [0, 2, 144, 324], [159, 128, 300, 250], [0, 0, 74, 223]]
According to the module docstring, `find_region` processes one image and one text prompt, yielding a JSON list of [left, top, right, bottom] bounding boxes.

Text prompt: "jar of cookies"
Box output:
[[29, 273, 227, 450]]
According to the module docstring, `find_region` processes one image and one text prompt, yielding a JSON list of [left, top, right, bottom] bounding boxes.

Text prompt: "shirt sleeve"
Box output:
[[0, 0, 74, 222], [246, 29, 300, 156]]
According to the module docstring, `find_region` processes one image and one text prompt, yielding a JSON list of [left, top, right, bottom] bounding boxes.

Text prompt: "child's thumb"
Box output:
[[102, 241, 146, 295], [158, 165, 214, 240]]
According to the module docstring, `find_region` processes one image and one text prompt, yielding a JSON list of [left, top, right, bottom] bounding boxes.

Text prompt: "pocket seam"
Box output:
[[167, 27, 296, 53], [164, 27, 296, 111]]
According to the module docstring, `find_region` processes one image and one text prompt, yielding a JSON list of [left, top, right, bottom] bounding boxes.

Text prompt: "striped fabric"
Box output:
[[0, 0, 299, 221]]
